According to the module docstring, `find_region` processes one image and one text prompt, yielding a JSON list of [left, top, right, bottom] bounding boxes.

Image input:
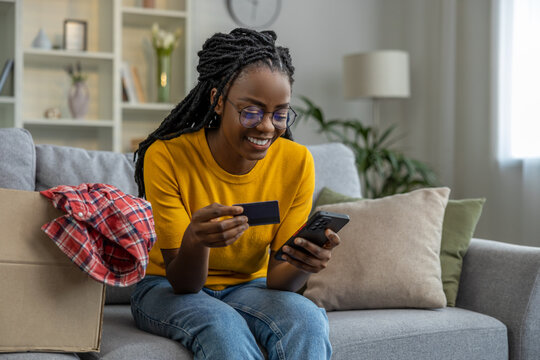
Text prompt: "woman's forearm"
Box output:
[[165, 232, 210, 294], [266, 255, 311, 292]]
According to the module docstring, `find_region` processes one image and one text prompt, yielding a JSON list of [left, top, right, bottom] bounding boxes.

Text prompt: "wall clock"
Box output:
[[226, 0, 282, 29]]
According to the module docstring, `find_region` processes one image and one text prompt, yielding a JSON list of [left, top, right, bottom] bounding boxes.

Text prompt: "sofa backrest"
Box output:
[[0, 127, 362, 201], [308, 142, 361, 200], [35, 144, 138, 196]]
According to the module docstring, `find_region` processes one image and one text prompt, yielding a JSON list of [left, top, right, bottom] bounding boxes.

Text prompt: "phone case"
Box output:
[[274, 211, 350, 261]]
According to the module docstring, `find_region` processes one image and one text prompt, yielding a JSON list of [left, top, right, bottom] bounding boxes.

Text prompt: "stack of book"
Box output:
[[0, 59, 14, 94], [121, 61, 146, 104]]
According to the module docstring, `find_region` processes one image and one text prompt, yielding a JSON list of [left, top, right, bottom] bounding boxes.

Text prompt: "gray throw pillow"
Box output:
[[35, 144, 138, 196], [0, 128, 36, 190]]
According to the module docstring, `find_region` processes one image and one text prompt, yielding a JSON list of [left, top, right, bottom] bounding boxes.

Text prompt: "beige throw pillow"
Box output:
[[303, 187, 450, 311]]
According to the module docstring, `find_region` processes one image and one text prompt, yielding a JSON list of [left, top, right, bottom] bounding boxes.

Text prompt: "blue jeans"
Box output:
[[130, 276, 331, 360]]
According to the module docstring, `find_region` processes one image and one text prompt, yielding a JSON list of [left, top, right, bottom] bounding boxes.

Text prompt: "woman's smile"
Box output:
[[246, 136, 271, 148]]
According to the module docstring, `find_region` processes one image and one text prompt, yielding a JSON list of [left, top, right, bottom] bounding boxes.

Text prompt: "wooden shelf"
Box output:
[[0, 96, 15, 104], [23, 118, 114, 128], [122, 7, 187, 27], [123, 6, 187, 18], [122, 102, 175, 112], [24, 49, 114, 67]]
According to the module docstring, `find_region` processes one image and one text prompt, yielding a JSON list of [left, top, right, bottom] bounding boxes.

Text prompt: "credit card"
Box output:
[[233, 200, 280, 226]]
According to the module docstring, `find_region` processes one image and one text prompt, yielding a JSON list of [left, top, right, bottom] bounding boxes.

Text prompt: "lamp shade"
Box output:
[[343, 50, 410, 99]]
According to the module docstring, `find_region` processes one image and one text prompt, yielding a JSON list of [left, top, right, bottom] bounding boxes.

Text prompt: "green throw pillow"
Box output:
[[313, 187, 485, 307]]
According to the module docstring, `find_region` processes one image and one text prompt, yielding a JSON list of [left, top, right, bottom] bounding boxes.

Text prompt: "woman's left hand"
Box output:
[[281, 229, 341, 273]]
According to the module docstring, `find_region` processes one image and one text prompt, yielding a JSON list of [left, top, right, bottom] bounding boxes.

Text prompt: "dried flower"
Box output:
[[151, 23, 182, 56], [65, 61, 87, 83]]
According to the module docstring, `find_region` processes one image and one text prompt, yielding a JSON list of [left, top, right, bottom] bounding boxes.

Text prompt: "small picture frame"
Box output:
[[63, 19, 87, 51]]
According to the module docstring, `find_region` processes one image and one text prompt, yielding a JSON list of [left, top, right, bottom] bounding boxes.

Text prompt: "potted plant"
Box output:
[[295, 96, 438, 198]]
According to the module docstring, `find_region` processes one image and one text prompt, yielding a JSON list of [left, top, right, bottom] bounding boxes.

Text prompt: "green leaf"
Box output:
[[296, 94, 439, 198], [375, 125, 397, 148]]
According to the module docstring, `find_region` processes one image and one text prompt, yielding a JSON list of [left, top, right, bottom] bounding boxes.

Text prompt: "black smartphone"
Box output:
[[233, 200, 280, 226], [274, 210, 350, 261]]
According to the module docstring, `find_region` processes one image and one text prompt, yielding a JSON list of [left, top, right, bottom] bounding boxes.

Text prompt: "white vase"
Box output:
[[68, 81, 89, 119], [31, 28, 52, 50]]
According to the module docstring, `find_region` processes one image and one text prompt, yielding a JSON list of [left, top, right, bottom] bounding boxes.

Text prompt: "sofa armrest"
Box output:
[[456, 238, 540, 360]]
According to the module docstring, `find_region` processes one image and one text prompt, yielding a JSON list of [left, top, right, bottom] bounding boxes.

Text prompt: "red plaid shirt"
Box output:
[[40, 183, 156, 287]]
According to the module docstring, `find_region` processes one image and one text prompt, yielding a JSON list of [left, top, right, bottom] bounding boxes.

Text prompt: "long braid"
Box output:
[[134, 28, 296, 198]]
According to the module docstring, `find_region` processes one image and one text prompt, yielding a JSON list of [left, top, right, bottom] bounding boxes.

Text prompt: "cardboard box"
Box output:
[[0, 188, 105, 353]]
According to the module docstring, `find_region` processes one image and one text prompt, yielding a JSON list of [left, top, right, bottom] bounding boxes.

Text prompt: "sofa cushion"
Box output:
[[306, 143, 361, 201], [79, 305, 191, 360], [313, 187, 486, 307], [328, 307, 507, 360], [81, 305, 507, 360], [304, 188, 449, 310], [0, 354, 80, 359], [440, 198, 485, 306], [35, 145, 138, 196], [0, 128, 36, 190], [105, 285, 136, 305]]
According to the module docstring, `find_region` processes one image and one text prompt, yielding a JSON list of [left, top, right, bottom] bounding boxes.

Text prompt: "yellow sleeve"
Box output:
[[270, 150, 315, 251], [144, 141, 191, 250]]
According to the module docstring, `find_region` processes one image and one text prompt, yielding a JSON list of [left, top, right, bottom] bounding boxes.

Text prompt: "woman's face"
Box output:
[[209, 66, 291, 174]]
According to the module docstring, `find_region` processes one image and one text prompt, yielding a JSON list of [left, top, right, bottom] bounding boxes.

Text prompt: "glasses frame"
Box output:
[[225, 98, 297, 130]]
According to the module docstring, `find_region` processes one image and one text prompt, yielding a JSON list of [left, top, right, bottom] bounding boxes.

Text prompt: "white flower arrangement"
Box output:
[[151, 23, 182, 56]]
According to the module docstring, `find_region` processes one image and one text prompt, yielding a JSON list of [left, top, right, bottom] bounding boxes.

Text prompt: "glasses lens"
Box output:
[[240, 106, 263, 128], [272, 108, 290, 129], [273, 108, 297, 129]]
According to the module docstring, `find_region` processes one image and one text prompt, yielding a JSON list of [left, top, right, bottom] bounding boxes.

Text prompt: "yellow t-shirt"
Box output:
[[144, 128, 315, 290]]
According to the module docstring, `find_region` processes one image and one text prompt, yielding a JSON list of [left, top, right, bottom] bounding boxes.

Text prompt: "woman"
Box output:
[[132, 28, 340, 360]]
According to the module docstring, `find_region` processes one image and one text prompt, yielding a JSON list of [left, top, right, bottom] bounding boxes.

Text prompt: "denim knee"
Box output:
[[183, 307, 264, 359], [284, 297, 329, 336], [272, 296, 331, 359]]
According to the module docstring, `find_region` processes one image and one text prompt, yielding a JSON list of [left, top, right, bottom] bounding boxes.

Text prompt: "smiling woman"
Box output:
[[131, 28, 336, 360]]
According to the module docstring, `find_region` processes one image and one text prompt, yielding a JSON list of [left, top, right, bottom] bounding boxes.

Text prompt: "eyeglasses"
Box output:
[[225, 98, 297, 130]]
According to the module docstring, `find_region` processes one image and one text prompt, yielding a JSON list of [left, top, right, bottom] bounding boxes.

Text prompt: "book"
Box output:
[[121, 78, 129, 102], [0, 59, 14, 94], [130, 65, 146, 103], [121, 61, 138, 103]]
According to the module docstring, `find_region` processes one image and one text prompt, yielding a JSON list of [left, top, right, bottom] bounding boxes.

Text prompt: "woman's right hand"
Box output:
[[183, 202, 249, 248]]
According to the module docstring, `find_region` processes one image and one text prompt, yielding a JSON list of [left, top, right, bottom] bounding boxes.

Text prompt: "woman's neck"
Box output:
[[205, 128, 257, 175]]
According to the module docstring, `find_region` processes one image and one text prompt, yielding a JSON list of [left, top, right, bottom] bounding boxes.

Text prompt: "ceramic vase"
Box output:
[[143, 0, 155, 8], [68, 81, 89, 119], [31, 28, 52, 50], [156, 52, 171, 103]]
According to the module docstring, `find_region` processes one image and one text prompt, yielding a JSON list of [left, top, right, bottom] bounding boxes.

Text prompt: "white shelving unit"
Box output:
[[0, 0, 18, 129], [2, 0, 191, 152]]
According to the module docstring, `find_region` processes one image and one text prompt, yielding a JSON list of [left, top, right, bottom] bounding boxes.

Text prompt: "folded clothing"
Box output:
[[40, 183, 156, 287]]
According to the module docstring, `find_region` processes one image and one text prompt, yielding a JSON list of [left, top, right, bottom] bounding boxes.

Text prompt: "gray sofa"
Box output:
[[0, 127, 539, 360]]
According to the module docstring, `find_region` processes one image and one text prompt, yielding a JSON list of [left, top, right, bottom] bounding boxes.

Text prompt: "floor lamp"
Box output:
[[342, 50, 410, 130]]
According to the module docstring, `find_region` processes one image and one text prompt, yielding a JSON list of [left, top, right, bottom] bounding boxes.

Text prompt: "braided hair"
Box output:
[[134, 28, 295, 198]]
